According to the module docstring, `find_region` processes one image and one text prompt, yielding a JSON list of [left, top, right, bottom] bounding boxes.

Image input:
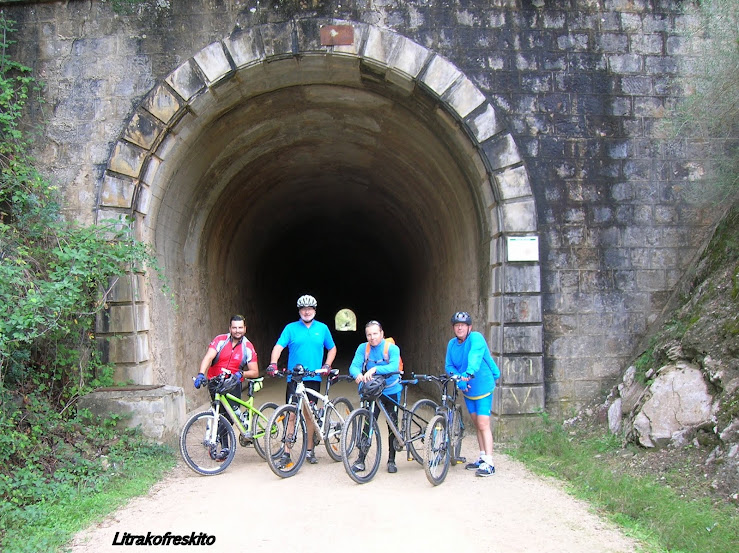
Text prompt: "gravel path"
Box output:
[[68, 382, 641, 553]]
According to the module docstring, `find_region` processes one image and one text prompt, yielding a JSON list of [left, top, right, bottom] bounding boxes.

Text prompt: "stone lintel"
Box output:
[[481, 133, 522, 169], [122, 110, 165, 150], [225, 28, 265, 68]]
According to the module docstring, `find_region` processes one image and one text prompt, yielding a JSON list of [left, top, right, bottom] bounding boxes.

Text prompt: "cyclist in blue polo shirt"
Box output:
[[348, 320, 402, 474], [267, 294, 336, 467], [446, 311, 500, 477]]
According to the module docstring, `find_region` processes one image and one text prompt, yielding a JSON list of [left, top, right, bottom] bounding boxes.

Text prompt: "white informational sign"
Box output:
[[507, 236, 539, 262]]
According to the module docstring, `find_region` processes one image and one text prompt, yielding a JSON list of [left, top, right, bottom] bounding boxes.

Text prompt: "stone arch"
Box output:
[[96, 19, 543, 421]]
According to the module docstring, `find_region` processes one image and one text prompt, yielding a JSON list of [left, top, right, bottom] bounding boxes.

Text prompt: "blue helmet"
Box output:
[[451, 311, 472, 325]]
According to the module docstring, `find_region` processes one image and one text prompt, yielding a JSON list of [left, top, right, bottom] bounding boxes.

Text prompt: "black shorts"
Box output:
[[286, 379, 321, 404]]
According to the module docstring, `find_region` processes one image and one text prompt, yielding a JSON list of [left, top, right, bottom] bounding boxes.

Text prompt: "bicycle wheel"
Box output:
[[406, 398, 438, 464], [341, 408, 381, 484], [424, 414, 450, 486], [252, 401, 278, 460], [265, 404, 307, 478], [450, 405, 465, 465], [180, 411, 236, 475], [323, 397, 353, 462]]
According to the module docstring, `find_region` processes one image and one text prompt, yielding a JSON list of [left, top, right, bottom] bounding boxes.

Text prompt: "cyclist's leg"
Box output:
[[304, 380, 322, 450]]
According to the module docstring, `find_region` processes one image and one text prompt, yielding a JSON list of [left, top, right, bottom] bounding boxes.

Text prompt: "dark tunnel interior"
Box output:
[[151, 73, 491, 384]]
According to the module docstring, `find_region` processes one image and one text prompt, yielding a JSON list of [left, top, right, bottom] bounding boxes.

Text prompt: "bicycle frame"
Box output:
[[288, 370, 352, 438], [358, 375, 431, 452], [207, 381, 269, 442]]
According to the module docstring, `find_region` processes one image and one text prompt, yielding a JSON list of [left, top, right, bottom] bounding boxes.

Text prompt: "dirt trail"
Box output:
[[68, 382, 641, 553]]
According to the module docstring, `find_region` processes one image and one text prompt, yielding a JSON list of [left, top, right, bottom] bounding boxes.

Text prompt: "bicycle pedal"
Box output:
[[452, 456, 466, 465]]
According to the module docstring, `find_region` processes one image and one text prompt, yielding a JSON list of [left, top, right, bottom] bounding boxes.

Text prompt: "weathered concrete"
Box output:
[[77, 385, 186, 447], [6, 1, 723, 424]]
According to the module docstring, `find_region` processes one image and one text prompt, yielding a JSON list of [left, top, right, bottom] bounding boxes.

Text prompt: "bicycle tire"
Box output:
[[252, 401, 278, 460], [265, 404, 307, 478], [406, 398, 438, 464], [180, 411, 236, 475], [450, 405, 464, 464], [424, 413, 450, 486], [323, 397, 353, 462], [341, 408, 381, 484]]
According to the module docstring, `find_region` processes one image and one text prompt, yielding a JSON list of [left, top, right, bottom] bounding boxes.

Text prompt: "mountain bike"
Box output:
[[423, 373, 467, 486], [340, 373, 438, 484], [180, 374, 278, 475], [265, 366, 354, 478]]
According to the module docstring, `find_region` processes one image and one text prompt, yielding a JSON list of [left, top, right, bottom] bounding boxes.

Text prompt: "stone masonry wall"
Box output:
[[5, 0, 718, 414]]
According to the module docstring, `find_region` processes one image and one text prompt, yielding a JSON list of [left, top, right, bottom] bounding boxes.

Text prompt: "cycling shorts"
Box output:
[[463, 392, 492, 417]]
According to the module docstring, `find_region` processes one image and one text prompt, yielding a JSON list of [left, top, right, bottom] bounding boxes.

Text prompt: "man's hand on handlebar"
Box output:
[[266, 363, 279, 376]]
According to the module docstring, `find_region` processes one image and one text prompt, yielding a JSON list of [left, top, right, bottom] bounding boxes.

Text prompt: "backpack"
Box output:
[[364, 337, 403, 374]]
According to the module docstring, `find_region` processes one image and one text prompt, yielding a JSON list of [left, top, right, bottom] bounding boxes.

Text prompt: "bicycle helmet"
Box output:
[[359, 375, 386, 401], [297, 294, 318, 309], [215, 373, 240, 394], [451, 311, 472, 325]]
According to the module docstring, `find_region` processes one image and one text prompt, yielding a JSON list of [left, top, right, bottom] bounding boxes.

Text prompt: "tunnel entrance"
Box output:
[[97, 20, 544, 423]]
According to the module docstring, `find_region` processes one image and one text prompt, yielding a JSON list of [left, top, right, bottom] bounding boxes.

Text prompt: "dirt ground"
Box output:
[[67, 381, 642, 553]]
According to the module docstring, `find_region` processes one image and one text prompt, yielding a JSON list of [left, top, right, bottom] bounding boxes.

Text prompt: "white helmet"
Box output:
[[297, 294, 317, 309]]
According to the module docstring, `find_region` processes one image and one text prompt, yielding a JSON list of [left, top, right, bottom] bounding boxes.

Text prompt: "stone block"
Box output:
[[99, 174, 135, 209], [106, 274, 146, 303], [78, 385, 186, 446], [108, 140, 147, 178], [502, 356, 545, 385], [388, 35, 429, 78], [165, 60, 205, 102], [481, 133, 522, 169], [362, 25, 398, 68], [141, 83, 183, 125], [224, 28, 264, 68], [496, 385, 545, 415], [609, 54, 643, 73], [496, 166, 532, 200], [445, 76, 486, 119], [505, 264, 541, 294], [101, 332, 150, 364], [501, 199, 537, 232], [421, 55, 461, 97], [467, 103, 504, 143], [122, 110, 165, 150], [504, 295, 542, 324], [193, 41, 233, 84], [259, 22, 295, 58], [97, 304, 134, 333], [503, 324, 543, 354]]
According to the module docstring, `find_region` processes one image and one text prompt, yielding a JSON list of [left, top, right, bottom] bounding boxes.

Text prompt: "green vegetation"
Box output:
[[0, 13, 173, 552], [508, 414, 739, 553]]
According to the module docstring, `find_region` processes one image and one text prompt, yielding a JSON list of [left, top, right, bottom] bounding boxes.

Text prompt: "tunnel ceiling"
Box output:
[[153, 62, 490, 361]]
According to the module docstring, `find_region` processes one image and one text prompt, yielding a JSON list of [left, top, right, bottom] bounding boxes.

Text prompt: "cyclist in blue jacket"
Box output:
[[445, 311, 500, 477], [348, 320, 402, 474]]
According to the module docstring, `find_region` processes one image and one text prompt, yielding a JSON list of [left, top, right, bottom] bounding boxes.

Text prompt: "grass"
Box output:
[[507, 415, 738, 553], [1, 448, 176, 553]]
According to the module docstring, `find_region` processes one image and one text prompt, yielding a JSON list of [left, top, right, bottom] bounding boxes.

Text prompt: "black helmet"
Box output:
[[451, 311, 472, 325], [215, 373, 240, 394], [359, 376, 386, 401]]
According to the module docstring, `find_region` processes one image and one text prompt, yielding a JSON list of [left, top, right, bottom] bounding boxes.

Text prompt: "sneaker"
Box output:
[[277, 453, 293, 469], [387, 460, 397, 473], [475, 462, 495, 477], [215, 448, 230, 462], [307, 450, 318, 464], [351, 460, 365, 472], [465, 458, 483, 470]]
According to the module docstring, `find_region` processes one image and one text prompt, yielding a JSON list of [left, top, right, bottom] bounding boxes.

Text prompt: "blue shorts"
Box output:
[[463, 392, 493, 417]]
